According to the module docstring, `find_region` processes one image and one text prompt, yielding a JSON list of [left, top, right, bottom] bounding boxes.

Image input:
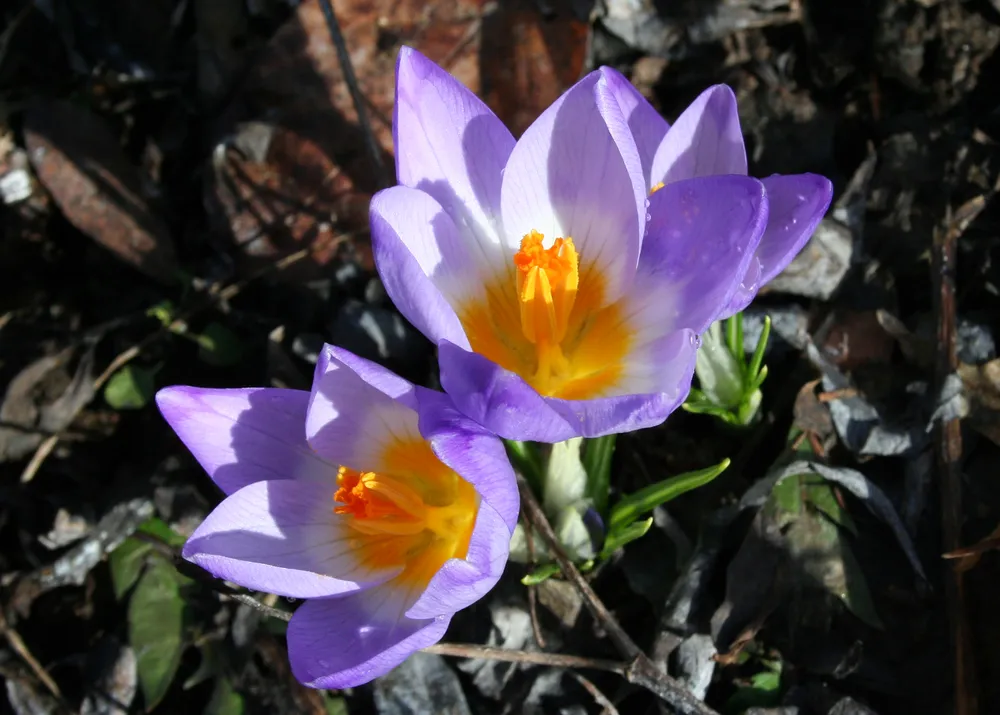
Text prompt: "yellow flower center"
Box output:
[[333, 446, 478, 588], [512, 231, 579, 392], [456, 231, 633, 401], [650, 181, 665, 194]]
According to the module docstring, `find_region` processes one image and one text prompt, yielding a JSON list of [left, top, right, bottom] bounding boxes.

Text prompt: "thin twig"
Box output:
[[19, 434, 58, 483], [0, 608, 61, 699], [571, 671, 621, 715], [934, 189, 992, 715], [226, 593, 292, 622], [316, 0, 389, 190], [424, 642, 624, 673], [516, 477, 719, 715], [518, 477, 638, 658], [522, 512, 548, 649]]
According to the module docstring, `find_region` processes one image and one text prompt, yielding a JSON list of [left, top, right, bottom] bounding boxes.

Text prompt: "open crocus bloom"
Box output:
[[603, 74, 834, 317], [372, 47, 771, 442], [156, 345, 517, 688]]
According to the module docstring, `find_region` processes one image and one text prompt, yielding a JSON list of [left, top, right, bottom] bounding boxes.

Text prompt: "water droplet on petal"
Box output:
[[645, 213, 652, 223]]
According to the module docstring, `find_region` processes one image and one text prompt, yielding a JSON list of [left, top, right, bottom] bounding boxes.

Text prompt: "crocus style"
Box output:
[[603, 75, 834, 317], [156, 345, 517, 688], [373, 47, 771, 442]]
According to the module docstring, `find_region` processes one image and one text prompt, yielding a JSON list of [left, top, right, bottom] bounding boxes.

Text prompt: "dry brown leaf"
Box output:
[[209, 0, 486, 279], [24, 100, 178, 284], [480, 0, 591, 136], [793, 378, 835, 438], [958, 359, 1000, 446], [821, 310, 895, 369]]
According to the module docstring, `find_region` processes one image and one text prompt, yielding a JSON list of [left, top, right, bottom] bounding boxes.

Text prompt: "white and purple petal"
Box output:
[[325, 345, 419, 410], [634, 174, 768, 335], [306, 344, 424, 472], [156, 387, 332, 495], [650, 84, 747, 187], [288, 586, 450, 689], [438, 338, 698, 440], [711, 174, 832, 320], [370, 187, 472, 348], [182, 480, 398, 598], [437, 340, 577, 442], [500, 70, 646, 303], [757, 173, 834, 284], [394, 47, 513, 263], [415, 388, 519, 531], [718, 255, 763, 320], [570, 329, 700, 418], [599, 67, 670, 191], [406, 499, 509, 619]]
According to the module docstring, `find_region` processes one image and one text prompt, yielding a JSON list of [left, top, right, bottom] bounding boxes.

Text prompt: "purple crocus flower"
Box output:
[[156, 345, 517, 688], [603, 75, 834, 318], [372, 47, 772, 442]]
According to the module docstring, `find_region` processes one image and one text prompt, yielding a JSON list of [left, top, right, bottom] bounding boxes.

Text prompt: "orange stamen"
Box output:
[[513, 231, 579, 390]]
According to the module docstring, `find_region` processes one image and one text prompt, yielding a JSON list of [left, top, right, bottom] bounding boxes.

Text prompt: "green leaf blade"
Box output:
[[104, 365, 157, 410], [610, 459, 730, 531], [129, 558, 187, 710], [582, 435, 616, 517], [109, 538, 152, 600]]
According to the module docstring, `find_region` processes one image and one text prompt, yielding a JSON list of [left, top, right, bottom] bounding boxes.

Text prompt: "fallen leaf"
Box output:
[[806, 342, 928, 457], [875, 310, 935, 368], [38, 508, 91, 550], [600, 0, 800, 56], [958, 358, 1000, 446], [23, 99, 178, 283], [480, 0, 591, 136], [0, 345, 96, 462], [770, 472, 883, 630], [711, 506, 789, 661], [104, 364, 157, 411], [820, 310, 895, 370], [10, 498, 154, 617], [374, 653, 472, 715], [209, 0, 486, 280], [5, 676, 60, 715], [793, 378, 836, 442], [130, 557, 187, 709]]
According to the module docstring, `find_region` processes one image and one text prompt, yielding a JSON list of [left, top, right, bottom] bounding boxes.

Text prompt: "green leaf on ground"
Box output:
[[104, 364, 157, 410], [109, 537, 152, 600], [765, 472, 882, 629], [129, 557, 187, 709], [138, 516, 187, 548]]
